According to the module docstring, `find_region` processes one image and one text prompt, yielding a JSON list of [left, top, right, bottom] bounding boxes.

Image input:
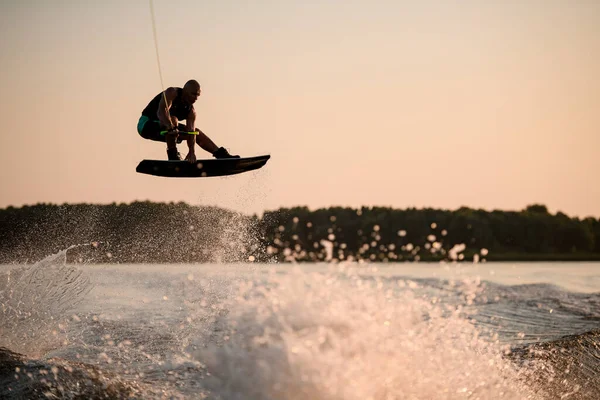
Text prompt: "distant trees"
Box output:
[[0, 202, 598, 264], [258, 205, 600, 263]]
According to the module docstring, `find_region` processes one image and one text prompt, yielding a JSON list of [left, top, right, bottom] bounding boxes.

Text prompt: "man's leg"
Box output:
[[194, 129, 238, 158], [163, 118, 184, 160], [165, 132, 178, 150], [196, 129, 240, 158], [165, 117, 181, 150], [194, 128, 219, 154], [139, 117, 184, 160]]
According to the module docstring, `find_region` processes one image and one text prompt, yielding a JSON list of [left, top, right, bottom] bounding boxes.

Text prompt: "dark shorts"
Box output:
[[137, 116, 187, 143]]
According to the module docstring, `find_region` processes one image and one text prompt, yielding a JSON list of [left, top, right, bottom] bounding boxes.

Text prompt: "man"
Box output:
[[137, 79, 238, 161]]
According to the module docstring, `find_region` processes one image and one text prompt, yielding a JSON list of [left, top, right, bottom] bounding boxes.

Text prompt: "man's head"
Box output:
[[182, 80, 201, 105]]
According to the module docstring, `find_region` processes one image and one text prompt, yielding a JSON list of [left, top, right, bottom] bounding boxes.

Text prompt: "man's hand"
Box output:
[[185, 151, 196, 163], [164, 126, 179, 137]]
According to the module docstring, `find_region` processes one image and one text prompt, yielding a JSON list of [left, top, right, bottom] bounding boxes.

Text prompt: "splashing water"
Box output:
[[0, 247, 93, 355], [185, 265, 538, 400], [2, 253, 597, 399]]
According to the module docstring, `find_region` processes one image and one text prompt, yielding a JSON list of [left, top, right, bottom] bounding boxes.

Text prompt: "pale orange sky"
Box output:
[[1, 0, 598, 217]]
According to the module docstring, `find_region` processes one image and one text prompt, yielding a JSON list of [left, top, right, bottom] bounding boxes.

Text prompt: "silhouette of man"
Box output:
[[137, 79, 238, 161]]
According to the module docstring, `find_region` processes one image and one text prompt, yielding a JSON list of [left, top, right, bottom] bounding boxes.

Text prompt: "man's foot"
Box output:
[[167, 148, 182, 161], [213, 147, 240, 159]]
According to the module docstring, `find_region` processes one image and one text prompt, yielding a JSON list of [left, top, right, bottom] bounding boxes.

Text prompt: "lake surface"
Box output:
[[1, 252, 599, 399]]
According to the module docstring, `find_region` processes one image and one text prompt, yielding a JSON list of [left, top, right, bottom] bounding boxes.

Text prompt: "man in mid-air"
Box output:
[[137, 79, 238, 161]]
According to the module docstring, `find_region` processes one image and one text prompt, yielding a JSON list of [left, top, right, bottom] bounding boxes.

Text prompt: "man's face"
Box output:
[[184, 86, 201, 105]]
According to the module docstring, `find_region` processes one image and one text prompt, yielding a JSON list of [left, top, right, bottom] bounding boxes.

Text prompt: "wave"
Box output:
[[509, 329, 600, 400], [0, 346, 149, 399], [1, 329, 596, 400], [0, 247, 93, 356], [182, 268, 538, 400], [1, 254, 599, 399]]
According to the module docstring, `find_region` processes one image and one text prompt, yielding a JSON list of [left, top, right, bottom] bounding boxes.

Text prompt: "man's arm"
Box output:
[[184, 108, 197, 163], [157, 87, 178, 129], [186, 107, 196, 133]]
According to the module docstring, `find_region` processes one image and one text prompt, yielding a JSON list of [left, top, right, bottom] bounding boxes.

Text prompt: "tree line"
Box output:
[[1, 202, 599, 264]]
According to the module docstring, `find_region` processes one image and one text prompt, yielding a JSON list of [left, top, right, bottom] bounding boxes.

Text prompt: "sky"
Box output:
[[0, 0, 598, 217]]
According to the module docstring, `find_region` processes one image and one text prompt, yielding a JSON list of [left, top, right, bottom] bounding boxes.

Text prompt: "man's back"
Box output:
[[142, 88, 192, 121]]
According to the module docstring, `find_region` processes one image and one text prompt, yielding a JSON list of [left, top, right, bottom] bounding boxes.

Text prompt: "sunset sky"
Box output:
[[1, 0, 598, 217]]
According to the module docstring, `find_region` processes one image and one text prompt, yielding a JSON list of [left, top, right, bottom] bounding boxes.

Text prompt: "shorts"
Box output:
[[137, 115, 187, 143]]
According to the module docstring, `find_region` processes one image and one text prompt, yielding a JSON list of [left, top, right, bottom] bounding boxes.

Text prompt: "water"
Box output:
[[1, 252, 599, 399]]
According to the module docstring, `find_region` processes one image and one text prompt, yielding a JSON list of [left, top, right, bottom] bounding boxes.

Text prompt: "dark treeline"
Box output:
[[1, 202, 599, 264], [263, 204, 600, 262]]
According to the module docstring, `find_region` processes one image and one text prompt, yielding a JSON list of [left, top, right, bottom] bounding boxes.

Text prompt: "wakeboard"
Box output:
[[136, 155, 270, 178]]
